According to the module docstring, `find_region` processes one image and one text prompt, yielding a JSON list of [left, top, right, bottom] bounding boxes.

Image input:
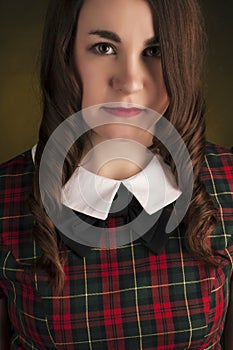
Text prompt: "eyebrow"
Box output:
[[88, 30, 159, 46], [88, 30, 121, 43]]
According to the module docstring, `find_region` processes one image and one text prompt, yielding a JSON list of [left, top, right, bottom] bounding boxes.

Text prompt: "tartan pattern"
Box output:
[[0, 142, 232, 349]]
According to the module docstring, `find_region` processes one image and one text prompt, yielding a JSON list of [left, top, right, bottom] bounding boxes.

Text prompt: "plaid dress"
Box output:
[[0, 142, 233, 350]]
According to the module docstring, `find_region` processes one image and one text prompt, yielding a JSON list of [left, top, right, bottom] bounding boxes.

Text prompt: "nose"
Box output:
[[110, 56, 144, 95]]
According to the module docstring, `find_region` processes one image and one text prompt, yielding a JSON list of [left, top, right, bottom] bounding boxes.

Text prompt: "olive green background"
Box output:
[[0, 0, 232, 163]]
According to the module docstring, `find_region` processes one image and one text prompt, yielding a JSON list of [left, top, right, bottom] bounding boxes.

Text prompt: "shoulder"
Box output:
[[200, 141, 233, 192], [0, 149, 35, 210], [0, 150, 36, 261], [0, 149, 35, 195], [204, 140, 233, 169], [0, 149, 34, 177], [201, 141, 233, 251]]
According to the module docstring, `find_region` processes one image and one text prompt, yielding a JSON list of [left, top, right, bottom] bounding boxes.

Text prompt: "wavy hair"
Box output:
[[29, 0, 217, 293]]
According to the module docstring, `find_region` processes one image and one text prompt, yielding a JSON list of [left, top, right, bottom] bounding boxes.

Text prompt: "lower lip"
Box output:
[[101, 107, 144, 117]]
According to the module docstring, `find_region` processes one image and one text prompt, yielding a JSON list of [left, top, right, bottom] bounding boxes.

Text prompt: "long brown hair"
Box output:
[[29, 0, 217, 293]]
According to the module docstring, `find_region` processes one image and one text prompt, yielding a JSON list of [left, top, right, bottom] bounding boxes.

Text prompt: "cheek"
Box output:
[[74, 53, 107, 109], [79, 71, 98, 108], [149, 62, 169, 113]]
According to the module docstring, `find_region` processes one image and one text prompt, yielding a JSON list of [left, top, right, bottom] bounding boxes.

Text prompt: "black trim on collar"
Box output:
[[57, 194, 177, 258]]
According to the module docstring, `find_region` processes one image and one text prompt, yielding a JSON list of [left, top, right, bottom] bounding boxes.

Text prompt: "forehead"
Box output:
[[77, 0, 155, 39]]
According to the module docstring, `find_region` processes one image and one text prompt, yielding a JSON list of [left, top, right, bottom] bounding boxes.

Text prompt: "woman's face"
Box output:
[[74, 0, 169, 147]]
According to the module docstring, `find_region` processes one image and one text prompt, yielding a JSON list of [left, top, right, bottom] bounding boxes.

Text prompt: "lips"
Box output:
[[101, 106, 145, 118]]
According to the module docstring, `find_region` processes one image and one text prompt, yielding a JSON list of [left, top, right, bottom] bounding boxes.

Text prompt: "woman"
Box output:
[[0, 0, 233, 348]]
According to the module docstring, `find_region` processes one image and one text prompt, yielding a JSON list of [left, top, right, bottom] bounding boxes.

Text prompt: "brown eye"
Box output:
[[92, 43, 116, 55], [143, 45, 161, 58]]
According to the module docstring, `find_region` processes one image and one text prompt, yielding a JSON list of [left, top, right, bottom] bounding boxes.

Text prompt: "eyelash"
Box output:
[[90, 42, 161, 58]]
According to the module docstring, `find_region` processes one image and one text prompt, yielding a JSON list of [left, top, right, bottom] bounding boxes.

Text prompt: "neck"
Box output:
[[80, 139, 153, 180]]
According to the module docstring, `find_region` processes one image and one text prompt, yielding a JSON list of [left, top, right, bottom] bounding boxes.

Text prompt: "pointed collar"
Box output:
[[32, 145, 181, 220], [59, 156, 181, 220]]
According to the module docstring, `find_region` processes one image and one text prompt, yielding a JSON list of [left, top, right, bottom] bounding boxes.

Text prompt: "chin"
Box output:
[[95, 125, 152, 144]]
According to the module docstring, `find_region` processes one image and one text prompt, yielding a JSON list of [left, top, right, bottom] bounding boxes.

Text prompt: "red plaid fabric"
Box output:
[[0, 142, 233, 349]]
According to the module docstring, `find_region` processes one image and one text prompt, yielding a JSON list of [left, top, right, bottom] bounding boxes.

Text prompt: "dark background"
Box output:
[[0, 0, 232, 163]]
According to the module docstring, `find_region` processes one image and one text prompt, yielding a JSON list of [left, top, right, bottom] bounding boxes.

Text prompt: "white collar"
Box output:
[[31, 145, 181, 220]]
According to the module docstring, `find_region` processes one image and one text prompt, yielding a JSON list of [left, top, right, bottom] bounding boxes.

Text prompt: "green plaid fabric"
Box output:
[[0, 142, 232, 349]]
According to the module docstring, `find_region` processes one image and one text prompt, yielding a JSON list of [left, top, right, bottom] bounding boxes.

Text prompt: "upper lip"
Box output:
[[100, 102, 146, 110], [102, 107, 144, 111]]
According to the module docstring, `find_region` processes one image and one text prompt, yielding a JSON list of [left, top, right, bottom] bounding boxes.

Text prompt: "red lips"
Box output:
[[102, 107, 144, 117]]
